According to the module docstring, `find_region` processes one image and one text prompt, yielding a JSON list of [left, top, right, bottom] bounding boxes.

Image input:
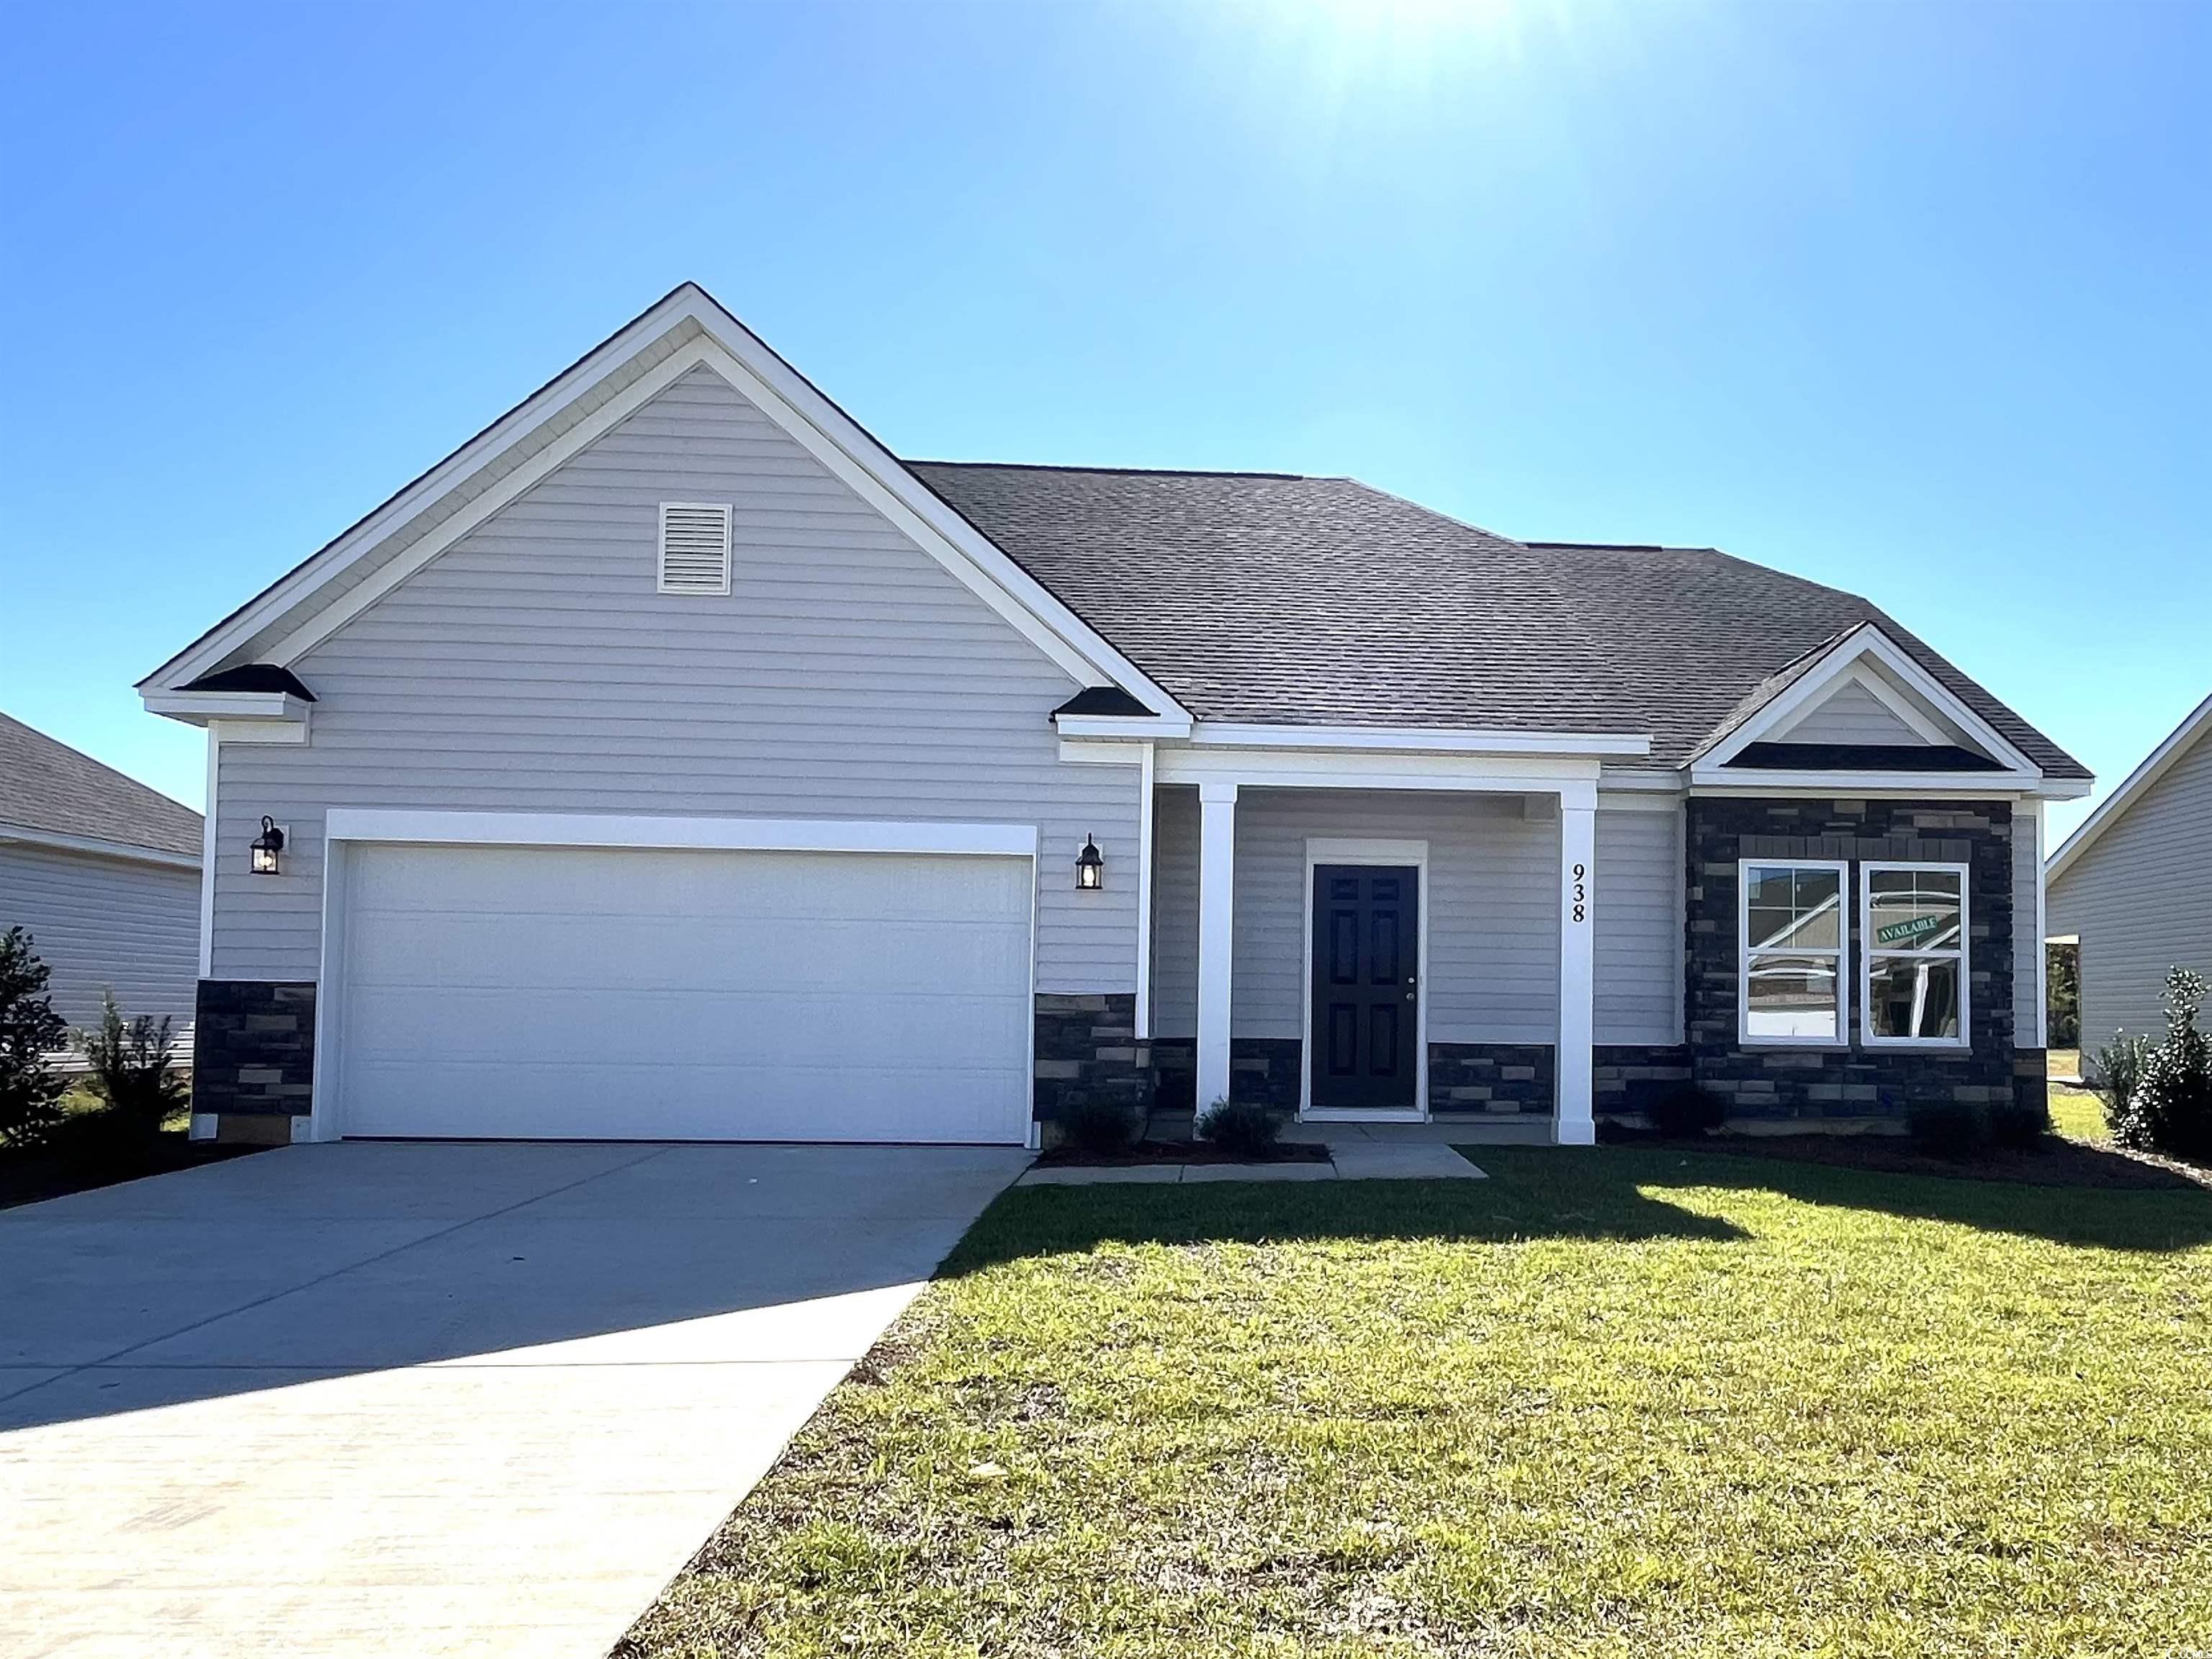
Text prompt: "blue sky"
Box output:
[[2, 0, 2204, 845]]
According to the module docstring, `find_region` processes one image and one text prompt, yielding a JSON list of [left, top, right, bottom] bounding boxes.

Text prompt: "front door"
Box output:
[[1308, 864, 1420, 1112]]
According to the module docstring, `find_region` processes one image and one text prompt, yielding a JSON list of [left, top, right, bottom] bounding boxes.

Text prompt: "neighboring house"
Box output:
[[0, 711, 204, 1040], [138, 284, 2090, 1148], [2046, 691, 2212, 1061]]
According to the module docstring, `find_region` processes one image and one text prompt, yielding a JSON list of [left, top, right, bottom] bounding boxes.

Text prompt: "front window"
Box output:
[[1862, 863, 1969, 1045], [1740, 860, 1848, 1044]]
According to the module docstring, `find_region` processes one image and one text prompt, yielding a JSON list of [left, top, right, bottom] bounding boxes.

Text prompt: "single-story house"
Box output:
[[1, 710, 204, 1038], [2046, 691, 2212, 1059], [140, 283, 2090, 1148]]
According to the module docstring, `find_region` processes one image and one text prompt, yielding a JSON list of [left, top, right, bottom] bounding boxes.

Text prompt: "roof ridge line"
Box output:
[[903, 458, 1313, 481]]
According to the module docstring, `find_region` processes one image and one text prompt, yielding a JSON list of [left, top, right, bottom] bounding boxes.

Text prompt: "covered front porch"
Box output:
[[1135, 744, 1607, 1146]]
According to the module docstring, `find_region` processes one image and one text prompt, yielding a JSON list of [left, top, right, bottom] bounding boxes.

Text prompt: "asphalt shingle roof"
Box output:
[[0, 713, 203, 858], [905, 463, 2087, 778]]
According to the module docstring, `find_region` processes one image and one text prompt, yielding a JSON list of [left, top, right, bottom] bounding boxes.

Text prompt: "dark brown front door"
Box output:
[[1309, 865, 1419, 1112]]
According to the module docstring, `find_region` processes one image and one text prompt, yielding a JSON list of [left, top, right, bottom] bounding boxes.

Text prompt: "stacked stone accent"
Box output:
[[1593, 1043, 1695, 1121], [1033, 993, 1151, 1131], [1429, 1043, 1555, 1115], [2014, 1050, 2051, 1127], [1686, 799, 2018, 1128], [1149, 1037, 1300, 1113], [192, 979, 316, 1142]]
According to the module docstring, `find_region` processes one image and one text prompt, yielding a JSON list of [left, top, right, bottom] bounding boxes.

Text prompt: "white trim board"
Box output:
[[1298, 837, 1430, 1123], [143, 285, 1187, 725], [1190, 723, 1650, 758], [1698, 624, 2041, 781], [2046, 689, 2212, 884], [321, 809, 1040, 858]]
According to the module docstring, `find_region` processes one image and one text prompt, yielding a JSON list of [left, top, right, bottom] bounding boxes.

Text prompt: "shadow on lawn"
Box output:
[[1625, 1143, 2212, 1254], [942, 1159, 1751, 1274], [947, 1144, 2212, 1272]]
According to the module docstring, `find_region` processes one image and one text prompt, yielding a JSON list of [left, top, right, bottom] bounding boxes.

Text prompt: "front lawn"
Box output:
[[622, 1149, 2212, 1658]]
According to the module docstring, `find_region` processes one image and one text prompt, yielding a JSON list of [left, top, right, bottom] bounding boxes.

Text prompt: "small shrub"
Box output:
[[2117, 968, 2212, 1161], [1197, 1097, 1280, 1159], [79, 992, 186, 1139], [1061, 1094, 1141, 1156], [2091, 1030, 2156, 1139], [1907, 1096, 1989, 1159], [0, 927, 70, 1151], [1647, 1085, 1725, 1138]]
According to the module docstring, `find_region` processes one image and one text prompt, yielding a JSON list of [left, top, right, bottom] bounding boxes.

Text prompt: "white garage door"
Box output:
[[330, 842, 1034, 1143]]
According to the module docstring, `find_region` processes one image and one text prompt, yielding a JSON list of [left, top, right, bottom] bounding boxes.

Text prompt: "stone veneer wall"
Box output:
[[1429, 1043, 1555, 1115], [1593, 1043, 1695, 1121], [1686, 799, 2020, 1126], [192, 979, 316, 1141], [1033, 993, 1152, 1128], [1150, 1037, 1300, 1113]]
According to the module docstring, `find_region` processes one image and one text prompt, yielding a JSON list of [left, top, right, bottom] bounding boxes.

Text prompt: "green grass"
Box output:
[[622, 1150, 2212, 1658], [2051, 1084, 2109, 1146]]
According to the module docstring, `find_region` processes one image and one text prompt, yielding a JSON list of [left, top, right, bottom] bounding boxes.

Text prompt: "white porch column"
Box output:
[[1195, 780, 1239, 1117], [1556, 785, 1598, 1145]]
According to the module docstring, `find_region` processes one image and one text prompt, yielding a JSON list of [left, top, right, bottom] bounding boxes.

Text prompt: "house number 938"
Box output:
[[1570, 862, 1587, 924]]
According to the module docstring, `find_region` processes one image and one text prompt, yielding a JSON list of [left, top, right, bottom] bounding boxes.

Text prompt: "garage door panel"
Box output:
[[335, 841, 1035, 1143]]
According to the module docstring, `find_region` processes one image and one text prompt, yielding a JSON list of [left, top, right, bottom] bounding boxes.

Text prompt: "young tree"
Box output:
[[80, 992, 186, 1138], [0, 927, 70, 1149]]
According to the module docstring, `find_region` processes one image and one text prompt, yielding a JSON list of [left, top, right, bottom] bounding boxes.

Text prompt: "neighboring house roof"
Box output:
[[907, 465, 2087, 775], [2047, 690, 2212, 884], [0, 712, 202, 860]]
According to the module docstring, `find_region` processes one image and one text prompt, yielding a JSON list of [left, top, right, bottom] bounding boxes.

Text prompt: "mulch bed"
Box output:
[[0, 1134, 263, 1210], [1627, 1130, 2210, 1191], [1034, 1140, 1334, 1168]]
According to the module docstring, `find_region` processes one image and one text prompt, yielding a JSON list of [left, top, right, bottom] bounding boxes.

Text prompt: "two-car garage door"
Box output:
[[329, 840, 1033, 1143]]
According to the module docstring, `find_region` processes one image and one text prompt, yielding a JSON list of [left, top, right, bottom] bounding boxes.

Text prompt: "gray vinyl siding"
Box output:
[[1779, 680, 1930, 746], [0, 842, 199, 1030], [2048, 725, 2212, 1056], [1148, 788, 1564, 1044], [210, 364, 1139, 993], [1594, 805, 1684, 1044]]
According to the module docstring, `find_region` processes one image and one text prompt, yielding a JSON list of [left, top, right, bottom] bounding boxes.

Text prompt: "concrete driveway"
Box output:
[[0, 1141, 1028, 1659]]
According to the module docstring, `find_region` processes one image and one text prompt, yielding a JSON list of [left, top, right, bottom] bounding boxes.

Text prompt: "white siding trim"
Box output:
[[1134, 742, 1155, 1039], [1195, 781, 1238, 1112], [322, 808, 1040, 858], [199, 729, 218, 976], [1154, 745, 1603, 791], [2033, 801, 2049, 1048], [1771, 663, 1954, 747], [1299, 837, 1430, 1123], [1191, 723, 1650, 758], [1557, 802, 1597, 1144]]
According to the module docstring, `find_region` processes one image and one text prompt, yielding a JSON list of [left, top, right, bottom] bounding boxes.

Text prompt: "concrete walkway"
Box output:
[[0, 1141, 1026, 1659], [1018, 1141, 1487, 1185]]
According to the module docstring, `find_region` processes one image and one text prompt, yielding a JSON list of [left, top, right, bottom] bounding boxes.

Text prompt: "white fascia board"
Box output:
[[1703, 622, 2041, 778], [145, 284, 1188, 722], [140, 690, 310, 725], [1189, 721, 1650, 758], [323, 808, 1040, 859], [1154, 743, 1601, 794], [2046, 689, 2212, 884], [1053, 713, 1194, 740], [0, 824, 202, 871]]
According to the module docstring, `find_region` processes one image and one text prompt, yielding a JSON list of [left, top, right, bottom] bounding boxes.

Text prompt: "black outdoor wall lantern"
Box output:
[[1075, 834, 1105, 891], [249, 816, 285, 876]]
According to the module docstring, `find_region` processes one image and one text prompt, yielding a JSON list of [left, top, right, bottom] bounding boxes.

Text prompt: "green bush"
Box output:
[[2091, 1030, 2156, 1138], [0, 927, 69, 1151], [1197, 1097, 1280, 1159], [1061, 1094, 1142, 1156], [1647, 1084, 1725, 1138], [2113, 968, 2212, 1161], [78, 992, 187, 1139], [1907, 1097, 1990, 1159]]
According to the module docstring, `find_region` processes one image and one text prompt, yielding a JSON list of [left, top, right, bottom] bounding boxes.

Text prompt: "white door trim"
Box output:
[[1299, 837, 1430, 1123], [307, 812, 1040, 1143]]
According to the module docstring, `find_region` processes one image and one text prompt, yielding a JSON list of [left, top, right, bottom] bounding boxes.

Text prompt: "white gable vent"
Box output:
[[657, 503, 732, 595]]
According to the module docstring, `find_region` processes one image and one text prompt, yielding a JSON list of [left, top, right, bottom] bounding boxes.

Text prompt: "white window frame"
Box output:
[[1859, 860, 1971, 1049], [1737, 857, 1851, 1048]]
